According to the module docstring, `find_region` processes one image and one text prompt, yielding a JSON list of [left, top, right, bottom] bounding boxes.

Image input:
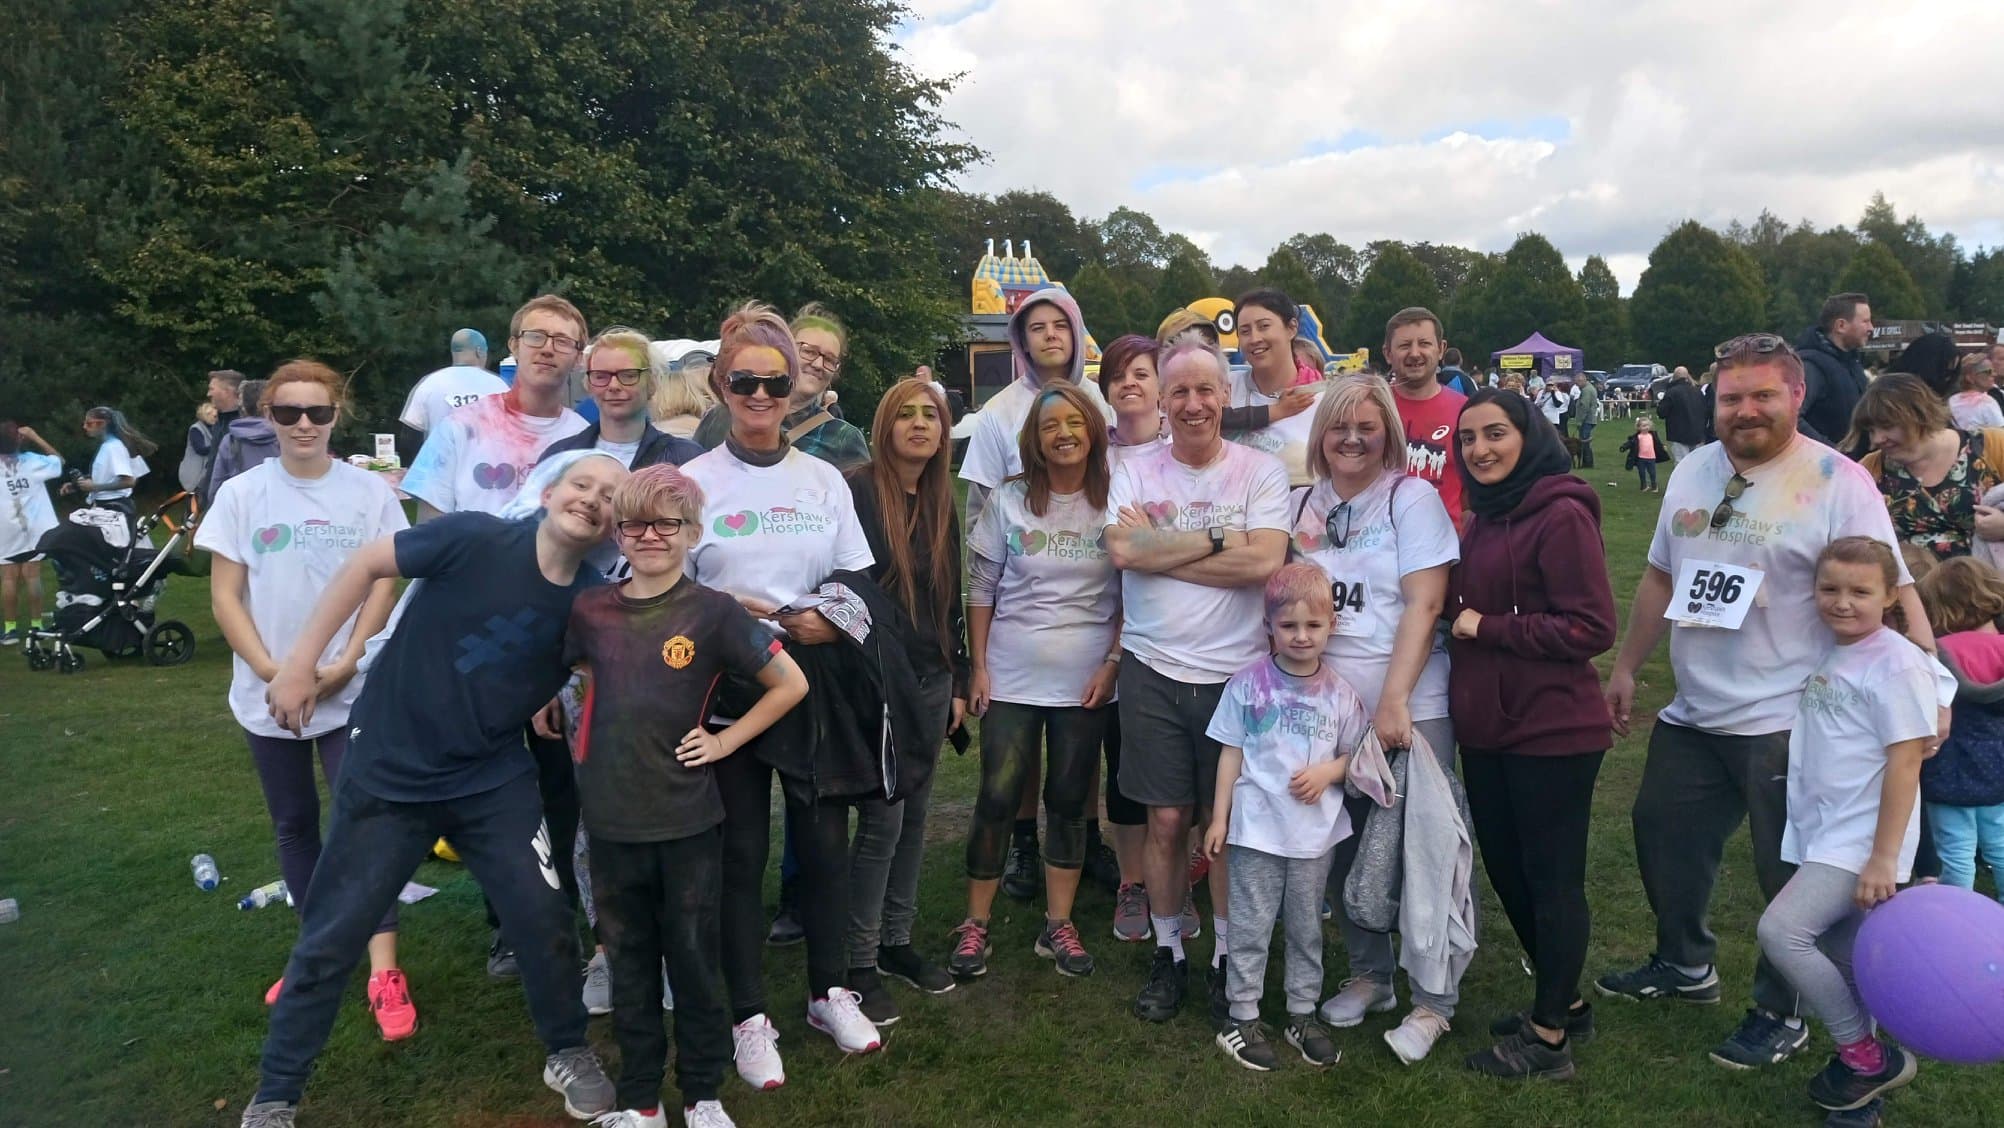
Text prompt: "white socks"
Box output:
[[1151, 915, 1184, 961], [1211, 916, 1229, 968]]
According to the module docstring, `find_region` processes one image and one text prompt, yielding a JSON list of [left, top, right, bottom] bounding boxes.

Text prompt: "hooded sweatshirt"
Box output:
[[202, 416, 279, 505], [959, 289, 1111, 494], [1446, 473, 1617, 756]]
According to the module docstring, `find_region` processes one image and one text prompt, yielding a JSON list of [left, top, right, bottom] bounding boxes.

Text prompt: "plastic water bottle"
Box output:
[[191, 854, 221, 891], [238, 881, 290, 911], [0, 898, 18, 924], [498, 356, 517, 386]]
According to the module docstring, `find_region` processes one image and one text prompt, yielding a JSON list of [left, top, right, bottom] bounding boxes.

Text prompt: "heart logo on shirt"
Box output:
[[1671, 508, 1710, 537], [714, 511, 759, 537], [1008, 528, 1048, 556], [1143, 500, 1179, 528], [251, 523, 292, 553], [474, 462, 518, 490]]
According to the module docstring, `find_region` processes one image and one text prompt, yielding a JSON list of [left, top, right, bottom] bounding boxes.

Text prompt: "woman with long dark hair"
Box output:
[[65, 406, 159, 530], [1447, 388, 1617, 1080], [842, 377, 969, 1026]]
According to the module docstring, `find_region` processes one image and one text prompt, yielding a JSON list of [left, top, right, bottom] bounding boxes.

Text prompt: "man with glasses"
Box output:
[[403, 296, 592, 521], [1596, 332, 1935, 1070], [541, 329, 704, 474]]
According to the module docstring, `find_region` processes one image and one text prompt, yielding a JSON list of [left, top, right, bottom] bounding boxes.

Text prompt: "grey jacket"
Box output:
[[1344, 729, 1478, 998]]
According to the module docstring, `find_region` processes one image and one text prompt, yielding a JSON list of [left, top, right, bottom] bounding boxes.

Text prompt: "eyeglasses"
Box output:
[[1325, 501, 1354, 549], [268, 404, 337, 426], [1713, 333, 1795, 362], [727, 371, 794, 399], [616, 517, 689, 539], [1710, 473, 1750, 530], [515, 328, 582, 355], [797, 343, 843, 374], [586, 368, 647, 388]]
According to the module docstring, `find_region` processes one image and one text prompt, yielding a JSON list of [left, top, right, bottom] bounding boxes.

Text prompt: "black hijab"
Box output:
[[1892, 332, 1960, 400], [1456, 387, 1575, 519]]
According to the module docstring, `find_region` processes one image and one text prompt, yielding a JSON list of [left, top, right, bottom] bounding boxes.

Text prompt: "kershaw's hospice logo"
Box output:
[[252, 518, 366, 554], [713, 504, 829, 538]]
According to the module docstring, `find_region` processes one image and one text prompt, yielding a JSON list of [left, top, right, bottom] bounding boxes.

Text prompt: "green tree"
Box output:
[[990, 190, 1096, 282], [1575, 255, 1630, 371], [1836, 242, 1927, 320], [1215, 264, 1260, 302], [1154, 251, 1218, 318], [1951, 249, 2004, 323], [1858, 192, 1958, 314], [1280, 232, 1361, 324], [1340, 243, 1442, 352], [1454, 233, 1586, 359], [1259, 247, 1322, 310], [1629, 221, 1768, 371], [1095, 206, 1170, 274], [1067, 262, 1131, 343]]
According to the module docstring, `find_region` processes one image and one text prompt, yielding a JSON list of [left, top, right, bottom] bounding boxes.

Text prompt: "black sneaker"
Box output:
[[1133, 947, 1187, 1023], [1083, 837, 1121, 894], [1489, 1003, 1596, 1047], [1215, 1019, 1280, 1071], [765, 880, 804, 946], [487, 929, 520, 979], [878, 943, 956, 994], [1594, 955, 1720, 1004], [846, 967, 900, 1027], [1708, 1007, 1811, 1070], [1206, 962, 1230, 1032], [1035, 918, 1097, 977], [1807, 1046, 1916, 1112], [1465, 1027, 1577, 1081], [1825, 1097, 1886, 1127], [1284, 1015, 1341, 1066], [948, 918, 991, 979], [1002, 837, 1042, 900]]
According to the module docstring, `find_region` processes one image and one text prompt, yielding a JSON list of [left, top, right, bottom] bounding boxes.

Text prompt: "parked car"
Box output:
[[1605, 363, 1667, 394]]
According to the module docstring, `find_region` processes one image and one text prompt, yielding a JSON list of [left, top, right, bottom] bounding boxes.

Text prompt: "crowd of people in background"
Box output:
[[8, 282, 2004, 1128]]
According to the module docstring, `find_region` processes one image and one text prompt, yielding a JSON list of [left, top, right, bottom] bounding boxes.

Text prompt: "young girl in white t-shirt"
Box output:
[[194, 361, 415, 1040], [1756, 536, 1932, 1116]]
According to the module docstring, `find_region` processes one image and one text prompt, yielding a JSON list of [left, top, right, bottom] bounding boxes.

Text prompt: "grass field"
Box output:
[[2, 424, 1998, 1127]]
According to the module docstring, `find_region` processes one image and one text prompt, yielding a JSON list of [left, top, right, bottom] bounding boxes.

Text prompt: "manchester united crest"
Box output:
[[662, 635, 695, 669]]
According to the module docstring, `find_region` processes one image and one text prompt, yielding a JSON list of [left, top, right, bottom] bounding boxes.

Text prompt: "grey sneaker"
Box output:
[[487, 929, 520, 979], [1318, 976, 1397, 1027], [1215, 1019, 1280, 1071], [1178, 892, 1202, 941], [1034, 918, 1096, 977], [1594, 955, 1720, 1004], [1708, 1007, 1811, 1071], [1112, 883, 1151, 943], [582, 950, 612, 1016], [544, 1045, 616, 1119], [240, 1101, 296, 1127], [1284, 1015, 1341, 1066]]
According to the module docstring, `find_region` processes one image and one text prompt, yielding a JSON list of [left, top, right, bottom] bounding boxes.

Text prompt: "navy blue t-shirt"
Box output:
[[343, 512, 605, 802]]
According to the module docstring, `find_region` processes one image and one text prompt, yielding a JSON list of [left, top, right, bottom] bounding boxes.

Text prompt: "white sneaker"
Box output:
[[583, 950, 613, 1016], [1383, 1006, 1451, 1064], [732, 1014, 786, 1090], [1318, 976, 1397, 1027], [806, 986, 883, 1054], [683, 1100, 735, 1128], [661, 961, 675, 1012], [590, 1110, 667, 1128]]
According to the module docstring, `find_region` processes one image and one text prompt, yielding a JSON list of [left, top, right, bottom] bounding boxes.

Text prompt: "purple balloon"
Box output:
[[1853, 883, 2004, 1065]]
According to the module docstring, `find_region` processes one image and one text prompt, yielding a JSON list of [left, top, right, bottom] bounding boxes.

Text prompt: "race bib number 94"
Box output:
[[1330, 578, 1371, 638], [1666, 558, 1762, 630]]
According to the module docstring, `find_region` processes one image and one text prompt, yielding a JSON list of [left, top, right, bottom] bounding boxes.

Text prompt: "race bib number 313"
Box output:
[[1665, 559, 1762, 630]]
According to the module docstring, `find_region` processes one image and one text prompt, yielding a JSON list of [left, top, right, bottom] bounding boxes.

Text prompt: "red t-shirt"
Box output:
[[1395, 384, 1467, 527]]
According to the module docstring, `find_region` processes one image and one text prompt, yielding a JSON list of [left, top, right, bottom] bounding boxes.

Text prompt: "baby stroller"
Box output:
[[17, 494, 199, 673]]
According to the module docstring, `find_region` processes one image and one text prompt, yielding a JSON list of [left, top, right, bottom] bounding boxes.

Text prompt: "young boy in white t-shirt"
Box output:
[[1204, 563, 1368, 1071], [1756, 537, 1931, 1117]]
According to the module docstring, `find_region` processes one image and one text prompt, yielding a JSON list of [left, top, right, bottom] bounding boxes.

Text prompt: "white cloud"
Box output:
[[894, 0, 2004, 294]]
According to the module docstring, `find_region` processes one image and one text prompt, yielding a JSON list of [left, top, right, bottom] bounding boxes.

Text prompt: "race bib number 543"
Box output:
[[1665, 559, 1762, 630]]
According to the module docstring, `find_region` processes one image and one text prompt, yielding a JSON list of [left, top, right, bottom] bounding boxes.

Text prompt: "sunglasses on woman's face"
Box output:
[[727, 371, 794, 399], [269, 404, 337, 426]]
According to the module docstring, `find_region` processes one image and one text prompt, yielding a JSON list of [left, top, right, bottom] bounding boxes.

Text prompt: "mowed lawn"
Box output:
[[2, 423, 1999, 1127]]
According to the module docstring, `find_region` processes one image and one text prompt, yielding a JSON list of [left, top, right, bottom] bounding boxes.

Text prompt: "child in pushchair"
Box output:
[[14, 494, 199, 672]]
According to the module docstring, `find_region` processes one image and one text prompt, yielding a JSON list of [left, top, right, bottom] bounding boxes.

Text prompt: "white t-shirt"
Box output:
[[1108, 441, 1291, 683], [1227, 369, 1320, 487], [682, 445, 874, 631], [1288, 472, 1458, 718], [1108, 426, 1171, 473], [1948, 393, 2004, 432], [1650, 436, 1912, 735], [1206, 657, 1369, 858], [88, 437, 148, 502], [400, 394, 588, 516], [594, 436, 642, 468], [195, 461, 409, 738], [1782, 628, 1934, 881], [960, 376, 1115, 490], [967, 480, 1119, 707], [399, 365, 508, 433], [2, 452, 64, 559]]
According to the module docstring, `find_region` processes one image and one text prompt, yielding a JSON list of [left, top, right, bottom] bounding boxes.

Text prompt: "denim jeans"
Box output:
[[847, 672, 953, 965], [1926, 800, 2004, 894]]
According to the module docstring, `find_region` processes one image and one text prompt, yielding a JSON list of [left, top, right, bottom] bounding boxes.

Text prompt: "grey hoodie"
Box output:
[[203, 417, 278, 504], [960, 289, 1110, 525]]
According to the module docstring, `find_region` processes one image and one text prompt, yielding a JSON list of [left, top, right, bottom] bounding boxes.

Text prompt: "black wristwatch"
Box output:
[[1208, 525, 1226, 555]]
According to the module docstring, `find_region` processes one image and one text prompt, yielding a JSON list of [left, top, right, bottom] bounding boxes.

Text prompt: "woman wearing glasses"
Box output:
[[194, 361, 416, 1038], [543, 329, 704, 473], [1852, 372, 2004, 563], [691, 303, 869, 471], [678, 302, 883, 1082], [1286, 375, 1464, 1063], [1447, 388, 1616, 1080]]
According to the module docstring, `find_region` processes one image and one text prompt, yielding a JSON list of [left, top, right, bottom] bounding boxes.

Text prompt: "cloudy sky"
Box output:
[[895, 0, 2004, 292]]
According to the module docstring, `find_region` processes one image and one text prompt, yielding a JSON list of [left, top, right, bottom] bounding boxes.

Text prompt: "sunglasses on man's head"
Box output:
[[727, 371, 794, 399], [1713, 333, 1797, 362], [268, 404, 337, 426]]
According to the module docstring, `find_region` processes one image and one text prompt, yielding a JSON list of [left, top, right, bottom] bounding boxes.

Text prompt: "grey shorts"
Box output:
[[1115, 652, 1227, 810]]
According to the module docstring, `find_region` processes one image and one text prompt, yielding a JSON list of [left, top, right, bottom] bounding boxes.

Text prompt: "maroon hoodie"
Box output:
[[1447, 474, 1616, 756]]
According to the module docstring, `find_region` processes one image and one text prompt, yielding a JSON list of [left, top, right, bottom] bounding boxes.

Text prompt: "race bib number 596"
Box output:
[[1665, 559, 1762, 630]]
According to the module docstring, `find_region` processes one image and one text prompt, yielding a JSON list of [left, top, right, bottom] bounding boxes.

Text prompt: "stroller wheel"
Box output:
[[144, 621, 197, 667], [26, 649, 52, 672], [57, 650, 85, 675]]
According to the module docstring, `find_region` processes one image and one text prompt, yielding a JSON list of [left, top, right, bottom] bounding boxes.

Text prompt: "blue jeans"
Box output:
[[1926, 801, 2004, 894]]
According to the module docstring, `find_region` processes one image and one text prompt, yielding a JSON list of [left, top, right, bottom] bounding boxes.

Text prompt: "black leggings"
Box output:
[[968, 701, 1108, 878], [1101, 707, 1145, 827], [1461, 749, 1604, 1030], [714, 747, 856, 1015]]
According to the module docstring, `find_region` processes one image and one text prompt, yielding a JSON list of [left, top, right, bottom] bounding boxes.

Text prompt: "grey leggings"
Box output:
[[1755, 862, 1870, 1045], [1227, 844, 1335, 1021], [1324, 715, 1460, 1017]]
